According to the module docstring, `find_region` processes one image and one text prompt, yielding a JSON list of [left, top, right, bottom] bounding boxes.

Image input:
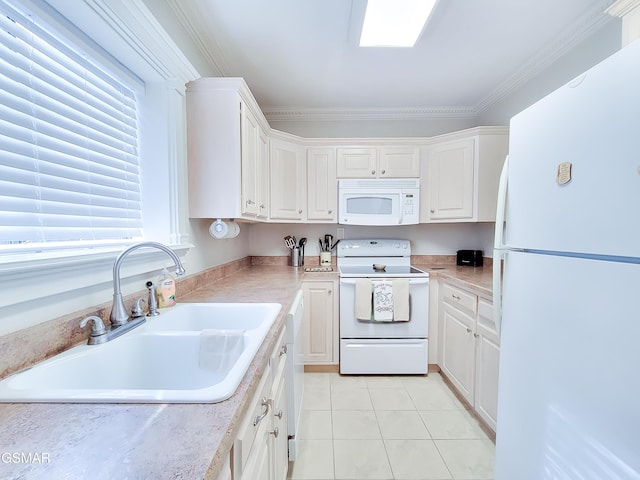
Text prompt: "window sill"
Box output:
[[0, 243, 193, 279]]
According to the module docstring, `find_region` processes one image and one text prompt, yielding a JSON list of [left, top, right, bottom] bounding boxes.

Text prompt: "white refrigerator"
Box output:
[[493, 39, 640, 479]]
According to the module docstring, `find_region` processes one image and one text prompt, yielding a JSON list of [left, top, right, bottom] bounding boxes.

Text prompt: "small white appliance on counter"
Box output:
[[493, 39, 640, 479], [338, 178, 420, 225], [338, 239, 429, 374]]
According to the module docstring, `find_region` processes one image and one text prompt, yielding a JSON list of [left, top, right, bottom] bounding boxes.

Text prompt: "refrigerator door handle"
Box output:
[[493, 248, 505, 337], [494, 155, 509, 250], [493, 155, 509, 337]]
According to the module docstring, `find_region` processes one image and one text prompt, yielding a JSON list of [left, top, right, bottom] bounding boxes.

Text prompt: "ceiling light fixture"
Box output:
[[359, 0, 437, 47]]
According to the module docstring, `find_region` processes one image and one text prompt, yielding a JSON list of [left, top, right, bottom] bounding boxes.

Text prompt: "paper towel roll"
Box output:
[[209, 219, 240, 239]]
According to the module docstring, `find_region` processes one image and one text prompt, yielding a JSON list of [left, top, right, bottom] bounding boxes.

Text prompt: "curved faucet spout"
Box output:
[[111, 242, 186, 327]]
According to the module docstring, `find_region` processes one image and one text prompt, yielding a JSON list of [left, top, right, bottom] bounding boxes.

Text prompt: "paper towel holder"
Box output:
[[209, 219, 240, 239]]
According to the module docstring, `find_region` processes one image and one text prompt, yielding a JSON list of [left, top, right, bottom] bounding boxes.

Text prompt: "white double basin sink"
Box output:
[[0, 303, 282, 403]]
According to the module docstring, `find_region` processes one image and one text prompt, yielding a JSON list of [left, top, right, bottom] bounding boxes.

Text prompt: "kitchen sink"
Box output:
[[0, 302, 281, 403]]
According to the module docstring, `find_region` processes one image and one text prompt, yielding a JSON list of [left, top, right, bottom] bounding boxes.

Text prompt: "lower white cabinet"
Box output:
[[301, 280, 339, 364], [233, 330, 289, 480], [439, 282, 500, 431]]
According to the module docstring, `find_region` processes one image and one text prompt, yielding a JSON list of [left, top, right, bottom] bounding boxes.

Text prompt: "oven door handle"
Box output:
[[339, 277, 429, 286]]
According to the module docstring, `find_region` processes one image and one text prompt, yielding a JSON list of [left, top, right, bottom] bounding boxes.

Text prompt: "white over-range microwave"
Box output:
[[338, 178, 420, 226]]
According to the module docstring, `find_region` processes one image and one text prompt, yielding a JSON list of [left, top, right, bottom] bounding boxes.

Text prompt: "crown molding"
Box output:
[[474, 0, 616, 113], [82, 0, 200, 83], [263, 106, 478, 122], [166, 0, 228, 77], [606, 0, 640, 16]]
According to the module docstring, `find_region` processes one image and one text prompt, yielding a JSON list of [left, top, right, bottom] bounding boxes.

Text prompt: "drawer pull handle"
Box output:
[[254, 397, 271, 426], [280, 344, 287, 356], [270, 427, 279, 438], [275, 410, 283, 419], [452, 294, 460, 300], [474, 333, 480, 339]]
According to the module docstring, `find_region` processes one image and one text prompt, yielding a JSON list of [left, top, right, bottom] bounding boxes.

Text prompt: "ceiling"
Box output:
[[167, 0, 616, 121]]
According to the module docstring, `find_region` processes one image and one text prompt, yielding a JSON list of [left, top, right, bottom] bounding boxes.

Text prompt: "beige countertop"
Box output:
[[0, 263, 492, 479]]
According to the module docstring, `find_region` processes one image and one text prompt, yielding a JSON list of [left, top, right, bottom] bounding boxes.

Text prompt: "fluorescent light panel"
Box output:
[[360, 0, 437, 47]]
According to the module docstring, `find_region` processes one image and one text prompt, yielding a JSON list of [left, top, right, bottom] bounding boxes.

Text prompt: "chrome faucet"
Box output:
[[110, 241, 186, 327]]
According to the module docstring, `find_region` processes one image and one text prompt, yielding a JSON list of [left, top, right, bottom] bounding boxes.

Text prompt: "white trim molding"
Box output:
[[606, 0, 640, 45]]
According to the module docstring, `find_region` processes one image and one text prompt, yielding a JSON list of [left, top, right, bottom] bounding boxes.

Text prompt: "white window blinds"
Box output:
[[0, 0, 142, 253]]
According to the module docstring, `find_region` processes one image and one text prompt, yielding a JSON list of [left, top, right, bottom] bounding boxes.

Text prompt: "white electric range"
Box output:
[[337, 239, 429, 374]]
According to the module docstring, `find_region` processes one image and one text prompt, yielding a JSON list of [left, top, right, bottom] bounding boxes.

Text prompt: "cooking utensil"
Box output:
[[330, 239, 340, 251], [298, 238, 307, 266], [284, 235, 296, 249], [319, 238, 325, 252]]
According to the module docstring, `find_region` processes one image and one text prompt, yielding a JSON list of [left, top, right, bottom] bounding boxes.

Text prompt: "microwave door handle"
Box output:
[[398, 193, 403, 224]]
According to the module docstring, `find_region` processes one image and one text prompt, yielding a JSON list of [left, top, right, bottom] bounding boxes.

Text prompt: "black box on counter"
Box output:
[[456, 250, 483, 267]]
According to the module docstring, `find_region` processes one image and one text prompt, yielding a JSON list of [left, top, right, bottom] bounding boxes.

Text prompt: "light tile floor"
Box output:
[[288, 372, 494, 480]]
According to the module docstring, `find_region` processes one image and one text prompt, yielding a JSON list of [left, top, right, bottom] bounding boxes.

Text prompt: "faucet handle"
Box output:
[[80, 316, 107, 336], [132, 296, 147, 318]]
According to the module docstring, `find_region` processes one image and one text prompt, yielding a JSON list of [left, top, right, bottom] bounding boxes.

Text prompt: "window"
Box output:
[[0, 0, 142, 254]]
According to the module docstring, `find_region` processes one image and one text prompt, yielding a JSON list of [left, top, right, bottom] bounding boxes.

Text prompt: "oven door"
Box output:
[[338, 190, 403, 226], [339, 277, 429, 338]]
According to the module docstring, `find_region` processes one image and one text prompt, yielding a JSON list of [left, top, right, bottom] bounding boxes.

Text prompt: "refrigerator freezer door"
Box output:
[[505, 40, 640, 258], [495, 251, 640, 479]]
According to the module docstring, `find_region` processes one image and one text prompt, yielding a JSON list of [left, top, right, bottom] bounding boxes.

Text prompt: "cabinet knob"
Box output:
[[371, 170, 376, 175], [466, 327, 472, 333], [328, 290, 332, 295], [260, 204, 265, 209], [269, 427, 279, 438], [298, 209, 303, 214], [430, 209, 435, 213], [275, 410, 283, 419], [381, 169, 386, 175], [328, 210, 332, 214], [246, 199, 255, 205], [280, 344, 287, 356], [474, 333, 480, 339], [451, 294, 460, 300]]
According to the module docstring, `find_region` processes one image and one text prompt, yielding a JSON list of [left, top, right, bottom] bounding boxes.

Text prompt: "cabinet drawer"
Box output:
[[442, 283, 477, 316], [233, 362, 272, 474]]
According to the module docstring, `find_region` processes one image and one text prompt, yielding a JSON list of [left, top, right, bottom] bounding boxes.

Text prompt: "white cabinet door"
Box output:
[[241, 106, 260, 216], [428, 138, 475, 220], [337, 146, 420, 178], [379, 147, 420, 177], [257, 127, 270, 218], [270, 139, 305, 221], [271, 364, 288, 480], [301, 281, 338, 364], [336, 148, 377, 177], [306, 148, 337, 222], [440, 302, 476, 404]]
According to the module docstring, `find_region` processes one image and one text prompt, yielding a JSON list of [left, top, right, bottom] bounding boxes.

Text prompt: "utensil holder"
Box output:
[[320, 251, 331, 266], [290, 247, 301, 267]]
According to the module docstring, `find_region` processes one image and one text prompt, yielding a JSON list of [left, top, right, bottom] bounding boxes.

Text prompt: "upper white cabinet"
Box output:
[[242, 106, 269, 218], [421, 128, 508, 222], [186, 78, 271, 220], [337, 146, 420, 178], [306, 148, 337, 222], [269, 137, 305, 221]]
